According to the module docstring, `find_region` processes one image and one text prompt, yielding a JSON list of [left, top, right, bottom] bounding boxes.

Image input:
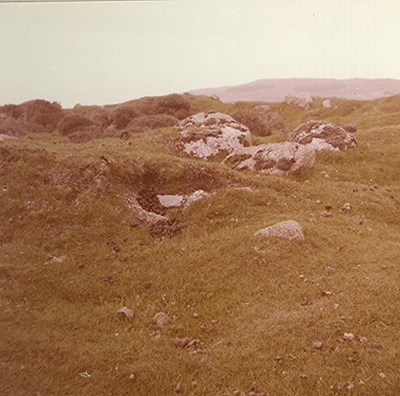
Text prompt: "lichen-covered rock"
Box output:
[[254, 220, 304, 240], [177, 112, 252, 159], [290, 120, 356, 151], [224, 142, 315, 174]]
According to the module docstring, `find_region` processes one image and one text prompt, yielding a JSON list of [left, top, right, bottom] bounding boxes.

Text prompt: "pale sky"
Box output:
[[1, 0, 400, 107]]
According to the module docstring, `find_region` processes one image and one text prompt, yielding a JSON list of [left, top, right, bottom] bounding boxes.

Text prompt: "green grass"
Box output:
[[0, 96, 400, 395]]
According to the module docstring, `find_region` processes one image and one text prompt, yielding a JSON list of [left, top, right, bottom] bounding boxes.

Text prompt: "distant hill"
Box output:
[[189, 78, 400, 103]]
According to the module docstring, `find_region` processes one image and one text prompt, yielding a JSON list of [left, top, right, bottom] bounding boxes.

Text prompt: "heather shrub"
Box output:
[[109, 105, 140, 129], [0, 114, 26, 136], [0, 99, 64, 135], [158, 94, 191, 112], [126, 114, 178, 133], [21, 100, 63, 128], [58, 114, 93, 135]]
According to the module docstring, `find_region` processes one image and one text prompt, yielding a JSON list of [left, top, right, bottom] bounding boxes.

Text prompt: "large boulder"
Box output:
[[177, 112, 252, 159], [254, 220, 304, 240], [290, 120, 356, 151], [224, 142, 315, 175]]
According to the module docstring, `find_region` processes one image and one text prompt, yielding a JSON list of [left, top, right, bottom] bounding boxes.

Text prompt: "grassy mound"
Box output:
[[0, 95, 399, 395]]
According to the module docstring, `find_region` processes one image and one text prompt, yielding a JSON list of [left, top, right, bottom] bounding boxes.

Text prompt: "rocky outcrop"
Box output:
[[224, 142, 315, 174], [290, 120, 356, 151], [254, 220, 304, 240], [177, 112, 252, 159]]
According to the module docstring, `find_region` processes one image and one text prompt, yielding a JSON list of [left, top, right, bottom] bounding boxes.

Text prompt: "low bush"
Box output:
[[58, 114, 93, 135], [232, 109, 286, 136]]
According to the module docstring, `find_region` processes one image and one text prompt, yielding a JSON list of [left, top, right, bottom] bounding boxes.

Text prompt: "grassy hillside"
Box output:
[[0, 95, 399, 395]]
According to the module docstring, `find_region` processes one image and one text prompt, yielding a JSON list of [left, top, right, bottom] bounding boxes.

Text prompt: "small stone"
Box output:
[[143, 282, 152, 289], [323, 211, 332, 217], [128, 373, 135, 381], [378, 372, 386, 379], [345, 382, 354, 390], [116, 306, 134, 319], [326, 266, 336, 273], [342, 203, 352, 211], [299, 374, 308, 379], [359, 336, 368, 343], [103, 275, 114, 283], [192, 312, 199, 318], [374, 343, 384, 350], [322, 290, 334, 296], [48, 255, 67, 264], [79, 371, 92, 378], [254, 220, 304, 240], [157, 194, 184, 208], [325, 205, 332, 210], [333, 303, 340, 310], [343, 332, 355, 341], [249, 382, 257, 391], [175, 382, 182, 393], [172, 337, 200, 349], [313, 340, 323, 349], [154, 312, 170, 327]]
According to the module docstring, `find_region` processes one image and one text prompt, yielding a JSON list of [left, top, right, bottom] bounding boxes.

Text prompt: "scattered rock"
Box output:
[[175, 382, 182, 393], [359, 336, 368, 344], [322, 99, 332, 108], [290, 120, 356, 151], [128, 373, 136, 381], [184, 189, 210, 208], [177, 112, 252, 159], [224, 142, 315, 174], [342, 203, 352, 211], [171, 337, 200, 349], [157, 195, 183, 208], [322, 290, 334, 296], [154, 312, 170, 328], [47, 255, 67, 264], [116, 306, 134, 319], [343, 332, 355, 341], [285, 94, 314, 108], [313, 340, 323, 349], [79, 371, 92, 378], [126, 195, 168, 226], [0, 133, 17, 141], [254, 220, 304, 240], [378, 372, 386, 380]]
